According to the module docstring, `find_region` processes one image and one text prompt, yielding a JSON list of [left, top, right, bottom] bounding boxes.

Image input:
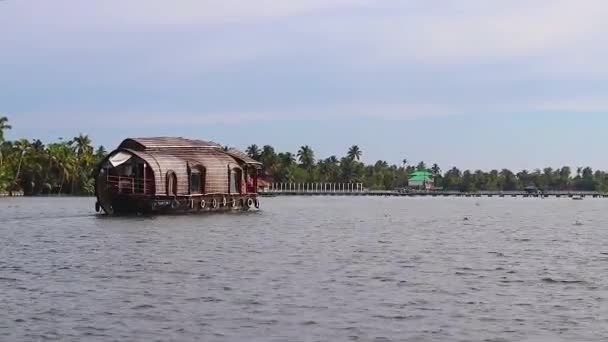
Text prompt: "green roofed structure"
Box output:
[[408, 171, 434, 190]]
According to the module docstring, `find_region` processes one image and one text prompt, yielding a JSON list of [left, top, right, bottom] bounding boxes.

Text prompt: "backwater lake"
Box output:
[[1, 196, 607, 341]]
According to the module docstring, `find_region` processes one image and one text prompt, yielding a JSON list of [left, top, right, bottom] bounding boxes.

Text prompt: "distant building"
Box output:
[[408, 171, 434, 190]]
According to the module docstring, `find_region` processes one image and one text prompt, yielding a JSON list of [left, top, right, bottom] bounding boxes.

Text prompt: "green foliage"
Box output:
[[0, 117, 107, 195], [247, 141, 608, 192], [3, 113, 608, 194]]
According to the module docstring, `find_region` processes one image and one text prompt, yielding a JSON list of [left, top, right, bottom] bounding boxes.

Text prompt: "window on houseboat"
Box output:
[[190, 169, 201, 194]]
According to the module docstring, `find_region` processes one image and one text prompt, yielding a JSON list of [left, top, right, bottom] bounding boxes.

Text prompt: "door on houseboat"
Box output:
[[167, 172, 177, 196], [229, 169, 242, 194]]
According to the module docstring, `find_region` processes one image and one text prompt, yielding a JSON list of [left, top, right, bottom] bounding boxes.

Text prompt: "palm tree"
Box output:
[[12, 139, 31, 190], [260, 145, 277, 166], [402, 158, 407, 169], [47, 142, 76, 194], [0, 116, 11, 142], [347, 145, 362, 161], [326, 155, 339, 165], [246, 144, 261, 160], [431, 163, 441, 175], [278, 152, 295, 166], [95, 146, 107, 161], [297, 145, 315, 171], [73, 134, 92, 157]]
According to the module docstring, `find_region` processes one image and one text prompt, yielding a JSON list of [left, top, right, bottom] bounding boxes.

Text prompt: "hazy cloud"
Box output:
[[2, 0, 607, 126]]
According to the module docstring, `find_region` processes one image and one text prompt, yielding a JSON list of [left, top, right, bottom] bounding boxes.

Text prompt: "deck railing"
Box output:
[[106, 175, 154, 195]]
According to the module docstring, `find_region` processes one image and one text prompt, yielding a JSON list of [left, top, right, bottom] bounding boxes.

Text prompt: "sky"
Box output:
[[1, 0, 608, 171]]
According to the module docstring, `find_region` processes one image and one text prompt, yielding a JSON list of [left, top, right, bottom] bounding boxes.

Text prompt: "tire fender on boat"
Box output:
[[232, 198, 238, 208], [212, 198, 218, 209], [190, 199, 195, 209], [171, 198, 179, 209], [222, 196, 227, 207], [246, 198, 254, 208], [200, 199, 206, 209]]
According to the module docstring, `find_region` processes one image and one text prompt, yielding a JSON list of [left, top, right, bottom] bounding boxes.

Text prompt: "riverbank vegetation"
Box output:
[[0, 117, 107, 195], [1, 116, 608, 195], [246, 144, 608, 192]]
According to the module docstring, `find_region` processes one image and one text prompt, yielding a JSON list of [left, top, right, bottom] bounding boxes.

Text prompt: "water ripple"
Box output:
[[1, 197, 608, 341]]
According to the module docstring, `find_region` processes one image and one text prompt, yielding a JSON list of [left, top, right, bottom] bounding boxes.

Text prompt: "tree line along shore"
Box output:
[[0, 116, 606, 196]]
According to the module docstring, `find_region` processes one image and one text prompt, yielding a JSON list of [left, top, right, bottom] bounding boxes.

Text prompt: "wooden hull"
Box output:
[[97, 193, 259, 215]]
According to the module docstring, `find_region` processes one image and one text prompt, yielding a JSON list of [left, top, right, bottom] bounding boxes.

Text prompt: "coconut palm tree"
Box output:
[[11, 139, 31, 190], [402, 158, 407, 169], [73, 134, 92, 157], [47, 142, 76, 194], [347, 145, 362, 161], [95, 146, 107, 161], [278, 152, 295, 166], [326, 155, 339, 165], [431, 163, 441, 175], [322, 155, 340, 183], [246, 144, 261, 160], [297, 145, 315, 171]]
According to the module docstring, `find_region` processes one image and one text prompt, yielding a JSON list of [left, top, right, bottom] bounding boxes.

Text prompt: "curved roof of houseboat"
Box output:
[[115, 137, 261, 168], [119, 137, 222, 150]]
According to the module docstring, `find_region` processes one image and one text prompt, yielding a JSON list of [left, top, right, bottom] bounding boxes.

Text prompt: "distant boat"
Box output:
[[572, 195, 584, 200]]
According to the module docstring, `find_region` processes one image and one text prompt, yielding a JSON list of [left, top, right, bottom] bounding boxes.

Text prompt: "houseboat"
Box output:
[[94, 137, 262, 215]]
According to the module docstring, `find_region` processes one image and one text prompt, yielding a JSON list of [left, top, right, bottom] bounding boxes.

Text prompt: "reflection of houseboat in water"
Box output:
[[95, 137, 262, 215]]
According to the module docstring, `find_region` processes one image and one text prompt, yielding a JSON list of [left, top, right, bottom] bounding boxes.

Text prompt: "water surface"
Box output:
[[1, 197, 607, 341]]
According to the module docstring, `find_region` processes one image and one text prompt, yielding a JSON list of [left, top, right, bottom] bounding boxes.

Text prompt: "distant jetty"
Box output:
[[260, 183, 607, 198]]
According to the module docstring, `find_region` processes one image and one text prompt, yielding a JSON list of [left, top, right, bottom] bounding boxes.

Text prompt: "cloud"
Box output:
[[310, 0, 608, 69], [1, 0, 372, 32], [2, 0, 608, 126]]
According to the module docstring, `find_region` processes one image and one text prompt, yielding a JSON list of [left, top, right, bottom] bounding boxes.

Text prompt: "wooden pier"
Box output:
[[260, 183, 608, 198]]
